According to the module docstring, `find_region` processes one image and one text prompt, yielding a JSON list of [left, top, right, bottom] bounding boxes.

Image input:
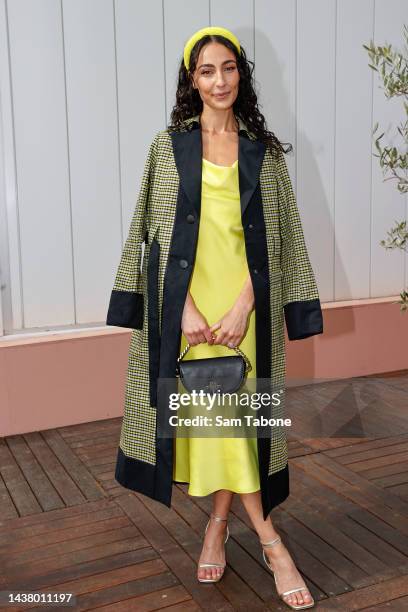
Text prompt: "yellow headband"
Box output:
[[183, 26, 241, 71]]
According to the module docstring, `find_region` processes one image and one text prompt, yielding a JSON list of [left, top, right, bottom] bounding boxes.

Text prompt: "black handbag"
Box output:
[[176, 343, 252, 394]]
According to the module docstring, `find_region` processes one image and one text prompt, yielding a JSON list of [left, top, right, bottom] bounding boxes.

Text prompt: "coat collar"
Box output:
[[171, 113, 266, 218]]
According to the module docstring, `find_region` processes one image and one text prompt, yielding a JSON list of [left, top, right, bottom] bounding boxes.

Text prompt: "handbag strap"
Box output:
[[177, 342, 252, 374]]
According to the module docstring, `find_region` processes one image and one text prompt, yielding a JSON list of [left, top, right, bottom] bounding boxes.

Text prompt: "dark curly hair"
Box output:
[[167, 33, 293, 157]]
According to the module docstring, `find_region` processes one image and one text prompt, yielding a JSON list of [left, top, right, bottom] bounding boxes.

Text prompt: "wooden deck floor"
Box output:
[[1, 372, 407, 610]]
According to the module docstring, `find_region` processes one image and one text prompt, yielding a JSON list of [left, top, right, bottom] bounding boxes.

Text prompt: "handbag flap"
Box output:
[[178, 355, 245, 394]]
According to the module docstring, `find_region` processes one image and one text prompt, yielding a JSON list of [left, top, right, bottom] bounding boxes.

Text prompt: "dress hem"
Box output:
[[175, 484, 262, 496]]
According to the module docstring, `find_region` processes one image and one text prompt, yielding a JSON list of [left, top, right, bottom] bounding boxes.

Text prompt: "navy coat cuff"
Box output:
[[106, 290, 144, 329], [284, 299, 323, 340]]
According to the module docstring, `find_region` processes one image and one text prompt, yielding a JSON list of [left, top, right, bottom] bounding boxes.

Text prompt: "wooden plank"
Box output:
[[88, 462, 116, 477], [373, 471, 408, 488], [58, 419, 121, 439], [6, 434, 64, 511], [343, 450, 408, 473], [362, 594, 408, 610], [0, 497, 115, 531], [69, 434, 119, 449], [9, 566, 184, 612], [42, 429, 105, 501], [75, 445, 118, 460], [324, 434, 408, 458], [283, 495, 383, 588], [108, 488, 131, 499], [290, 464, 402, 576], [311, 453, 408, 518], [42, 572, 181, 612], [388, 483, 408, 500], [0, 438, 42, 516], [1, 549, 157, 592], [0, 502, 125, 546], [346, 508, 408, 556], [86, 585, 196, 611], [0, 515, 133, 558], [0, 471, 18, 520], [86, 455, 119, 468], [3, 537, 151, 590], [158, 601, 202, 611], [116, 492, 235, 611], [3, 526, 143, 575], [23, 432, 87, 506], [94, 470, 116, 482], [103, 479, 121, 490], [359, 460, 408, 481], [341, 441, 408, 466], [316, 575, 408, 611], [293, 454, 408, 532]]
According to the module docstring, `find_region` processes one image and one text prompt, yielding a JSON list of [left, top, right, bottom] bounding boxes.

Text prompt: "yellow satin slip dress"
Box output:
[[172, 156, 260, 496]]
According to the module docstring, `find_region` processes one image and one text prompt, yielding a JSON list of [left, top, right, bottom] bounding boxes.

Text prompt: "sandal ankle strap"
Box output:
[[210, 513, 228, 523], [260, 535, 281, 548], [203, 514, 230, 544]]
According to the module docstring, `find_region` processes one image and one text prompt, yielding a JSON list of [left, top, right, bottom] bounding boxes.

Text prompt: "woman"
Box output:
[[107, 26, 322, 611]]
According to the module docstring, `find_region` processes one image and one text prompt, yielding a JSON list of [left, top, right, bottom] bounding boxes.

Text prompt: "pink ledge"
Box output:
[[0, 295, 407, 437]]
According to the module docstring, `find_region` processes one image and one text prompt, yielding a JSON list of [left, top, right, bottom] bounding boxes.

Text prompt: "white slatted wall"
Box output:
[[0, 0, 406, 335]]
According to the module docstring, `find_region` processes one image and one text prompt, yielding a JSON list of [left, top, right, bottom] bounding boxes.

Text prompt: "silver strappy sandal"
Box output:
[[260, 535, 315, 610], [197, 513, 230, 583]]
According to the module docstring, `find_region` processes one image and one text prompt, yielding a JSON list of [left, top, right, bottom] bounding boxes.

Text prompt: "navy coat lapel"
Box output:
[[171, 115, 266, 218]]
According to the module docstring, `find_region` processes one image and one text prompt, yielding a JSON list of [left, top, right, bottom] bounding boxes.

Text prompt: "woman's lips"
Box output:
[[214, 92, 230, 98]]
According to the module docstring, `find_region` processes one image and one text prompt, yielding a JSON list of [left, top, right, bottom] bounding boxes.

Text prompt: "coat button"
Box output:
[[179, 259, 189, 269], [248, 224, 254, 229], [186, 214, 195, 223], [253, 268, 258, 274]]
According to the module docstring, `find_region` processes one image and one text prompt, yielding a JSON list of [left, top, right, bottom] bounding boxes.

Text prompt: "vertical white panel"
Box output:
[[164, 0, 210, 122], [0, 70, 6, 334], [335, 0, 374, 299], [63, 0, 121, 323], [297, 0, 336, 302], [115, 0, 165, 238], [256, 1, 296, 156], [371, 0, 407, 297], [7, 0, 74, 327], [211, 0, 254, 61], [0, 0, 15, 335]]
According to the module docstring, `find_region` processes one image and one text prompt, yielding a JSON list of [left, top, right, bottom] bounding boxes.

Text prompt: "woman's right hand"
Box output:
[[181, 292, 215, 346]]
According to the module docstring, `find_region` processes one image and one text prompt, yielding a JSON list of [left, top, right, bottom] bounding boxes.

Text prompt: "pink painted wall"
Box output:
[[1, 297, 407, 437]]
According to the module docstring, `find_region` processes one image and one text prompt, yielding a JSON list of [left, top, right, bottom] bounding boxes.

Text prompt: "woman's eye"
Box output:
[[201, 66, 235, 75]]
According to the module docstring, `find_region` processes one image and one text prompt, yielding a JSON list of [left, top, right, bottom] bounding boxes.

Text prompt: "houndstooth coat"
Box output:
[[106, 113, 323, 519]]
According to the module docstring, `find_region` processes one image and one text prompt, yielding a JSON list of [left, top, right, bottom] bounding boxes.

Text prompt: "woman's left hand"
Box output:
[[210, 301, 253, 348]]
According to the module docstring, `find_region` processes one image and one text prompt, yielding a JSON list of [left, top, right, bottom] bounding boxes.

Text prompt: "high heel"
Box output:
[[197, 513, 230, 583], [260, 535, 315, 610]]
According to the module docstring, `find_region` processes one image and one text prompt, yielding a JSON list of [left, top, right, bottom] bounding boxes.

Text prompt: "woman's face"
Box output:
[[191, 42, 240, 111]]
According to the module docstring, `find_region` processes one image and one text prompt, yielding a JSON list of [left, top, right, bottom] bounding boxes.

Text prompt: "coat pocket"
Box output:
[[140, 224, 159, 280], [129, 225, 160, 356]]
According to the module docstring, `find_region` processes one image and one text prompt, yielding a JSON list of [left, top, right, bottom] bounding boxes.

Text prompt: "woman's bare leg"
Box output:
[[240, 490, 313, 608], [197, 489, 233, 581]]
